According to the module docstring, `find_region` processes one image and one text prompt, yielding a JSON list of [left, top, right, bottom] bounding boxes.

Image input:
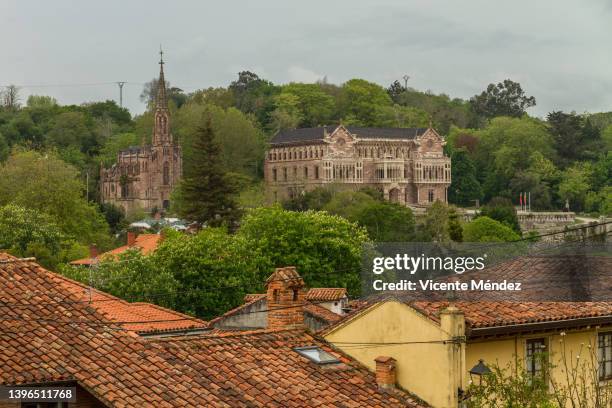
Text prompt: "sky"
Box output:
[[1, 0, 611, 117]]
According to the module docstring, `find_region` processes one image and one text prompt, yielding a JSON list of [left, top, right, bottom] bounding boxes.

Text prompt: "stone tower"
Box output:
[[99, 51, 182, 215]]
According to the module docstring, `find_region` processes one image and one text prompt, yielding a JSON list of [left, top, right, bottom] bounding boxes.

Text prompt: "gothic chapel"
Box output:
[[100, 52, 182, 214]]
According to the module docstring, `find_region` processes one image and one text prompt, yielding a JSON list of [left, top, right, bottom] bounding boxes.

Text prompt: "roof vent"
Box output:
[[294, 346, 340, 365]]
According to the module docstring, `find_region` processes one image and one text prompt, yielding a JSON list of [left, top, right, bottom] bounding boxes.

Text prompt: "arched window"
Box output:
[[163, 162, 170, 185]]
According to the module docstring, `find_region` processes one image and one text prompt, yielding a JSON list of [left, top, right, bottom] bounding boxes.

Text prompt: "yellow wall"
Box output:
[[466, 329, 603, 403], [324, 300, 464, 408], [325, 299, 611, 408]]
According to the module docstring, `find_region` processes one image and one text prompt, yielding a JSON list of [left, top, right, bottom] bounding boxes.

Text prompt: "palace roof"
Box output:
[[271, 125, 429, 145]]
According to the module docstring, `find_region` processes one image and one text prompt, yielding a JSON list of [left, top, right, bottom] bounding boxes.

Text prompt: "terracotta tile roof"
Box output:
[[0, 255, 426, 407], [440, 255, 612, 302], [152, 329, 429, 407], [70, 234, 162, 265], [306, 288, 347, 301], [303, 302, 343, 323], [210, 293, 345, 330], [411, 301, 612, 330], [321, 255, 612, 335], [244, 293, 266, 302], [46, 268, 207, 334], [266, 265, 305, 286]]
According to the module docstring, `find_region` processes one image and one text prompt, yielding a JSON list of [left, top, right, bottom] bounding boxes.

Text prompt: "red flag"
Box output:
[[519, 193, 522, 206]]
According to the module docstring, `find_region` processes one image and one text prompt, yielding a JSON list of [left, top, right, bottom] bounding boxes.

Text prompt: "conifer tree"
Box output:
[[175, 116, 240, 226]]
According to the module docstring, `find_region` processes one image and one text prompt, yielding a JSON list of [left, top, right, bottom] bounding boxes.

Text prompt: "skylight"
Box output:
[[294, 346, 340, 364]]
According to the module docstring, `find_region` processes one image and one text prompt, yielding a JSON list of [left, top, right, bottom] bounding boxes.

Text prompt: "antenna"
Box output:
[[116, 81, 126, 107], [402, 74, 410, 89]]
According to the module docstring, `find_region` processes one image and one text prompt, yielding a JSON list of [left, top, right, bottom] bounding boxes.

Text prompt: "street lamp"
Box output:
[[469, 359, 491, 385]]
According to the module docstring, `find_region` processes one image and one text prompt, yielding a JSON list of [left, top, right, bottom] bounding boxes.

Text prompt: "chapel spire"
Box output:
[[156, 47, 168, 110], [152, 48, 171, 146]]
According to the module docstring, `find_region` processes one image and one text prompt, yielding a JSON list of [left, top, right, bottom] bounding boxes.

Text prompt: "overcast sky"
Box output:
[[2, 0, 611, 117]]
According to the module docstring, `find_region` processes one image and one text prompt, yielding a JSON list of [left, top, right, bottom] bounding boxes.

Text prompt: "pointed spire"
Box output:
[[156, 46, 167, 109]]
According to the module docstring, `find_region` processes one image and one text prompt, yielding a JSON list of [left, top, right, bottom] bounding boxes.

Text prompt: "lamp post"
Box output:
[[469, 359, 491, 385]]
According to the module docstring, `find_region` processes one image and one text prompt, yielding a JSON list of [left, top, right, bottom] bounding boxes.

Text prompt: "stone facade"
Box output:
[[264, 125, 451, 206], [100, 54, 182, 215]]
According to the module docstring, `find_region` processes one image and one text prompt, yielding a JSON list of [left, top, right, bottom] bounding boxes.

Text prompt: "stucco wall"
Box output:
[[324, 301, 462, 408]]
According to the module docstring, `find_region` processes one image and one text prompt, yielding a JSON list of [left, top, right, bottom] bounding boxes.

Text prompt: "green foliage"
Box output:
[[420, 201, 451, 242], [448, 207, 463, 242], [0, 204, 87, 269], [466, 357, 555, 408], [153, 228, 263, 319], [547, 111, 605, 166], [229, 71, 279, 127], [480, 197, 521, 233], [322, 191, 377, 220], [390, 87, 476, 133], [355, 202, 416, 242], [602, 125, 612, 151], [237, 206, 370, 295], [321, 191, 415, 242], [448, 148, 482, 206], [99, 202, 126, 234], [463, 216, 521, 242], [98, 132, 140, 166], [0, 204, 63, 254], [283, 187, 334, 211], [280, 83, 335, 127], [176, 103, 266, 178], [374, 105, 430, 128], [174, 116, 240, 226], [337, 79, 392, 126], [470, 79, 536, 120], [60, 249, 179, 310], [558, 162, 593, 212], [0, 150, 111, 248], [0, 132, 8, 162], [269, 93, 303, 132], [472, 117, 555, 201]]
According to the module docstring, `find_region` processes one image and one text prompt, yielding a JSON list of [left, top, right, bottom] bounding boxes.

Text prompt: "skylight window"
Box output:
[[294, 346, 340, 364]]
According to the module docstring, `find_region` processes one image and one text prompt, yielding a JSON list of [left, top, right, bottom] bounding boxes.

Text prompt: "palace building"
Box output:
[[100, 52, 182, 214], [264, 125, 451, 206]]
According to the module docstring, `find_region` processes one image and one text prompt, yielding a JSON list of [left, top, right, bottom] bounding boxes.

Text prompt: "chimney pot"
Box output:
[[375, 356, 396, 389], [89, 244, 98, 259], [266, 266, 305, 330], [127, 231, 137, 246]]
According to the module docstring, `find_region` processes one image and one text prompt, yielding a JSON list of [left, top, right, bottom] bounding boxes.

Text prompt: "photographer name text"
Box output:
[[372, 279, 522, 292]]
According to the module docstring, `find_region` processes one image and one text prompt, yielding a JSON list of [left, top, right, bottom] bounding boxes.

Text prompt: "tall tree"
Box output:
[[174, 116, 240, 226], [448, 148, 482, 206], [386, 80, 407, 103], [1, 85, 21, 111], [337, 79, 392, 126], [470, 79, 535, 120]]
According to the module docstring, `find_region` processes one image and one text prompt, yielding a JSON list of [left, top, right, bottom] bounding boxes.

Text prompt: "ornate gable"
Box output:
[[415, 128, 445, 157], [325, 125, 357, 158]]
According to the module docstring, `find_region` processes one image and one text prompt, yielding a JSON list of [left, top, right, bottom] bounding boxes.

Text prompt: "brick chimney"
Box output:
[[89, 244, 98, 259], [375, 356, 396, 389], [127, 231, 137, 246], [266, 266, 305, 330]]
